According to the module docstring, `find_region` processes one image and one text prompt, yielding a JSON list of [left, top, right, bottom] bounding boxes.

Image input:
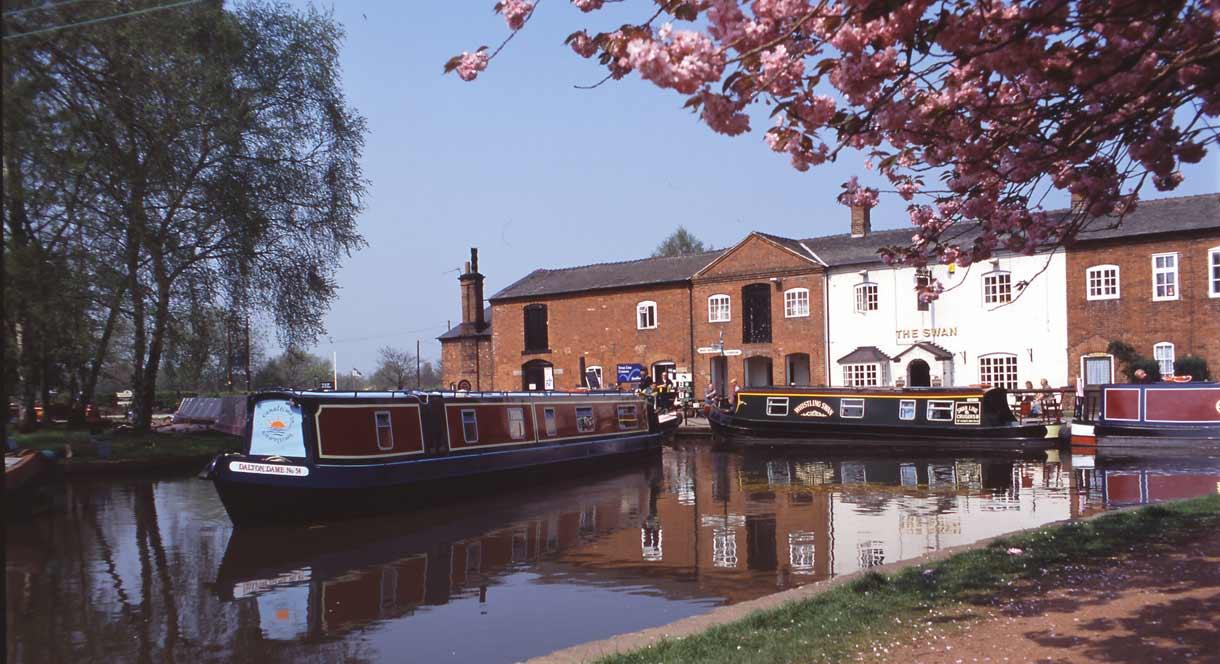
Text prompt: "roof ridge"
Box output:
[[526, 248, 724, 275]]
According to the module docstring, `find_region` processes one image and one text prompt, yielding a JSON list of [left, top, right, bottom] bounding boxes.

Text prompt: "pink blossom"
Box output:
[[498, 0, 533, 31], [838, 176, 879, 209], [455, 51, 489, 81], [571, 0, 602, 12], [569, 31, 597, 58], [701, 93, 750, 136]]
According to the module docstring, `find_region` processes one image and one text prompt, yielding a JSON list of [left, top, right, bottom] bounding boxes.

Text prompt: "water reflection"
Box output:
[[6, 442, 1220, 663]]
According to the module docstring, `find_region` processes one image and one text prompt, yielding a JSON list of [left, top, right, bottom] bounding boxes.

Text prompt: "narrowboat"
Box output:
[[1069, 382, 1220, 444], [206, 389, 664, 526], [707, 386, 1050, 448]]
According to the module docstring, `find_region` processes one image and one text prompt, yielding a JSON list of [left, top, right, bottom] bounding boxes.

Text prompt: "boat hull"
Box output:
[[708, 410, 1052, 450], [211, 431, 661, 526]]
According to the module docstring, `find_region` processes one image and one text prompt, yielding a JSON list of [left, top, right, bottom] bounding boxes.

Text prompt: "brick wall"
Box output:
[[490, 283, 694, 390], [1066, 232, 1220, 383], [440, 336, 494, 390]]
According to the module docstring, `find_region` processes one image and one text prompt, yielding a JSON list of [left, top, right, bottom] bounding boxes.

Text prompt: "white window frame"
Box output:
[[898, 399, 916, 421], [978, 353, 1019, 390], [374, 410, 394, 450], [543, 407, 557, 436], [575, 406, 595, 433], [842, 363, 879, 387], [1085, 264, 1120, 301], [1081, 354, 1114, 386], [784, 288, 811, 318], [636, 300, 658, 329], [1208, 247, 1220, 298], [1153, 342, 1175, 376], [982, 271, 1012, 305], [927, 400, 954, 422], [852, 283, 878, 313], [708, 294, 731, 323], [507, 407, 526, 440], [1152, 253, 1179, 301], [840, 398, 865, 419], [766, 397, 789, 416], [460, 409, 478, 443], [586, 365, 603, 387]]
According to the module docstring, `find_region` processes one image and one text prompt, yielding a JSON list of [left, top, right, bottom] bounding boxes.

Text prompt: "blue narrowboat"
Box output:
[[1070, 382, 1220, 442], [206, 389, 666, 526]]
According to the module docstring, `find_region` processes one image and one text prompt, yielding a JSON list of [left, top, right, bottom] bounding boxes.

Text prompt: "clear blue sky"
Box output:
[[288, 1, 1220, 374]]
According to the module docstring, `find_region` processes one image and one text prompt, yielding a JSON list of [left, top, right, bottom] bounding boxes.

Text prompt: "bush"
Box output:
[[1175, 355, 1211, 381], [1123, 357, 1162, 383]]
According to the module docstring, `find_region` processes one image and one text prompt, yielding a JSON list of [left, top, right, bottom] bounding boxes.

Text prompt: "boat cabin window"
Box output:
[[507, 407, 527, 440], [617, 404, 638, 429], [374, 410, 394, 450], [576, 406, 595, 433], [840, 398, 865, 418], [766, 397, 789, 416], [927, 400, 954, 422], [898, 399, 916, 421], [543, 407, 557, 436], [461, 409, 479, 443]]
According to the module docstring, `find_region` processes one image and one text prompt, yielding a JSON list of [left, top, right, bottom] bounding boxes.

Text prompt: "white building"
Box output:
[[816, 212, 1068, 390]]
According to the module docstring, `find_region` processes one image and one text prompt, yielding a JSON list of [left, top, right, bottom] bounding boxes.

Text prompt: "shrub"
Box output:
[[1123, 357, 1162, 383], [1175, 355, 1211, 381]]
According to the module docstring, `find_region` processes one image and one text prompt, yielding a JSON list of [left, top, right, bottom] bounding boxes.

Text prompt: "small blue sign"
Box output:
[[616, 363, 644, 383]]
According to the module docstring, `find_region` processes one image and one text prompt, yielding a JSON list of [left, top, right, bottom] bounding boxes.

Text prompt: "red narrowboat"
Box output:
[[206, 390, 666, 526], [1069, 382, 1220, 444]]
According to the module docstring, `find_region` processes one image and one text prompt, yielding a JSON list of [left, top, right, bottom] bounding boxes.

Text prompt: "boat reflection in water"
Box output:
[[8, 442, 1220, 664]]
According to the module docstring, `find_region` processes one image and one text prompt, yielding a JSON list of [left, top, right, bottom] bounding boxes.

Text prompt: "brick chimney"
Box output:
[[850, 204, 871, 238], [459, 248, 486, 331], [1070, 191, 1086, 212]]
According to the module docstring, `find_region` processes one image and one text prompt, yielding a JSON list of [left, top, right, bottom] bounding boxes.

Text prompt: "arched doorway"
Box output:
[[744, 356, 774, 387], [522, 359, 553, 391], [907, 359, 931, 387]]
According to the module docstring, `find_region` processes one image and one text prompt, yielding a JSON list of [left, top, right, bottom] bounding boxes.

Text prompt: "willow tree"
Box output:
[[2, 1, 367, 430]]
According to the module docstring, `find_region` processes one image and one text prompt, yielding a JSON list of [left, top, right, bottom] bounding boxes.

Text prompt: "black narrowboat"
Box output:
[[1070, 382, 1220, 443], [206, 389, 664, 526], [707, 386, 1049, 447]]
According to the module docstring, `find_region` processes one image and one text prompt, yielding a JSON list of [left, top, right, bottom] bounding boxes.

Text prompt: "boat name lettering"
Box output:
[[230, 461, 310, 477], [895, 327, 958, 340], [954, 402, 981, 425], [793, 399, 834, 418]]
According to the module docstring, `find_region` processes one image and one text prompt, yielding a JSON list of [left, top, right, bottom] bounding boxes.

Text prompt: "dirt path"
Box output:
[[858, 530, 1220, 663]]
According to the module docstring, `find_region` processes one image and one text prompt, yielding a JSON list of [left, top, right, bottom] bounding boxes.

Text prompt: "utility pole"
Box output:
[[416, 339, 421, 389]]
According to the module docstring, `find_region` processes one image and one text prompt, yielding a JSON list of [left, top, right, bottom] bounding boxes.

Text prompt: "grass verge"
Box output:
[[597, 495, 1220, 664], [12, 427, 238, 461]]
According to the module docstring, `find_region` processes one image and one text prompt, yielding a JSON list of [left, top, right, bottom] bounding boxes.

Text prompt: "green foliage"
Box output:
[[652, 226, 707, 257], [1175, 355, 1211, 381], [254, 348, 333, 389], [598, 495, 1220, 664], [1124, 357, 1161, 382], [1106, 340, 1138, 365]]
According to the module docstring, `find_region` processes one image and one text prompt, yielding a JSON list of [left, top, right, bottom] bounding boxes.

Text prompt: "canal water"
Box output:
[[7, 440, 1220, 663]]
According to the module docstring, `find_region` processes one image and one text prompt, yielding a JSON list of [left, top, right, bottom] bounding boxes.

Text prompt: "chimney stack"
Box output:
[[850, 205, 871, 238], [459, 248, 487, 330], [1070, 191, 1086, 213]]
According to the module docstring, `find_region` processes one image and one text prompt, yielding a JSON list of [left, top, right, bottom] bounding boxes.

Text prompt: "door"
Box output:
[[1083, 355, 1113, 386], [652, 361, 676, 384], [522, 360, 553, 391], [744, 356, 773, 387], [785, 353, 811, 386], [907, 359, 931, 387], [710, 356, 727, 401]]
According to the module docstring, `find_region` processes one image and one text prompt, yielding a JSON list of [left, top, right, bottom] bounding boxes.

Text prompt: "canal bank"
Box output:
[[10, 427, 237, 475], [530, 495, 1220, 664]]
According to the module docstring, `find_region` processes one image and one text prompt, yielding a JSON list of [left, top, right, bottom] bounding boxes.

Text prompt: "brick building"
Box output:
[[1065, 194, 1220, 385], [440, 193, 1220, 392]]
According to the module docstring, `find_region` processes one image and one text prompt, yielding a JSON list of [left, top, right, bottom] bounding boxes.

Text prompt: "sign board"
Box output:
[[230, 460, 309, 477], [616, 363, 644, 383], [317, 381, 334, 391], [543, 366, 555, 390], [697, 347, 722, 354], [248, 399, 307, 457], [954, 401, 981, 425], [722, 349, 743, 357]]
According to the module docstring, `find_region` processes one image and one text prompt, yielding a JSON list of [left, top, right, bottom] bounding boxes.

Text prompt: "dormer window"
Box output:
[[853, 282, 878, 313], [982, 271, 1011, 305], [637, 301, 658, 329]]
